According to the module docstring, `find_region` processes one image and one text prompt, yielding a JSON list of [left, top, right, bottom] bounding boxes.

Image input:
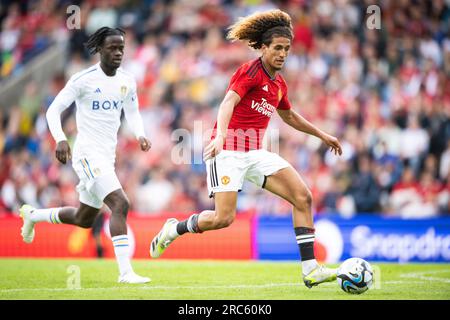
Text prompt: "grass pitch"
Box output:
[[0, 258, 449, 300]]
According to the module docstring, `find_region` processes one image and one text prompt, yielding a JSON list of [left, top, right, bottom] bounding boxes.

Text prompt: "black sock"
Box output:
[[294, 227, 315, 261], [176, 214, 202, 235], [176, 220, 189, 235], [96, 245, 103, 258]]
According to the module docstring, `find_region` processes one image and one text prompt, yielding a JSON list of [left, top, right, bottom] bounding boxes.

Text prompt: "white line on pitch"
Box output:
[[399, 270, 450, 283], [1, 282, 335, 293], [1, 279, 436, 295]]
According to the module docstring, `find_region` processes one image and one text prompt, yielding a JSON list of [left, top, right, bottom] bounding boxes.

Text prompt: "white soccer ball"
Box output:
[[337, 257, 373, 294]]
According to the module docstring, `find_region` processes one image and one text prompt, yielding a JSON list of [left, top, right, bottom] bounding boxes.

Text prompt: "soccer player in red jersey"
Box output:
[[151, 10, 343, 288]]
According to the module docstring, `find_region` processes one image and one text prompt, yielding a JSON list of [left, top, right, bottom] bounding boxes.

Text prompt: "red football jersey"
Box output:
[[212, 58, 292, 151]]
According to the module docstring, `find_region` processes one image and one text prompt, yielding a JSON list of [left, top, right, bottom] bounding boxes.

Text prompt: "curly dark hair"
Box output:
[[226, 9, 293, 49]]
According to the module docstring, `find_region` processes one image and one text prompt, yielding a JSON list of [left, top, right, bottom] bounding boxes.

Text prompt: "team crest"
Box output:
[[93, 168, 101, 176], [120, 86, 127, 97], [278, 89, 283, 101], [221, 176, 230, 185]]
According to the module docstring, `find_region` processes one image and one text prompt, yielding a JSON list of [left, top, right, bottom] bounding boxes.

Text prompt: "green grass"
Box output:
[[0, 258, 449, 300]]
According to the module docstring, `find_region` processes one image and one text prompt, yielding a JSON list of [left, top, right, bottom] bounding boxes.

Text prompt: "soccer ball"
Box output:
[[337, 257, 373, 294]]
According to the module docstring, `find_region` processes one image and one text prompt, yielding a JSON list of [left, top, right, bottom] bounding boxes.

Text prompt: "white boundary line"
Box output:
[[0, 282, 339, 294], [0, 283, 311, 294], [0, 281, 431, 294], [2, 271, 449, 295], [400, 270, 450, 283]]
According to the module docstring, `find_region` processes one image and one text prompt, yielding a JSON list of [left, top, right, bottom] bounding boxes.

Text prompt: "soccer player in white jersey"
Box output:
[[19, 27, 151, 284], [150, 10, 343, 288]]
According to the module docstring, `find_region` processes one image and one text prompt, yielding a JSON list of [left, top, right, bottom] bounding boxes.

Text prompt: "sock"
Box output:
[[176, 213, 203, 235], [30, 208, 62, 224], [176, 220, 188, 235], [295, 226, 319, 276], [169, 223, 180, 239], [96, 245, 104, 258], [302, 259, 319, 276], [112, 235, 133, 276]]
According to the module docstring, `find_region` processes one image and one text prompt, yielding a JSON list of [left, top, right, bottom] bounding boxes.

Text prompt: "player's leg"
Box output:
[[19, 202, 100, 244], [263, 166, 336, 288], [103, 188, 150, 283], [103, 189, 129, 236], [185, 191, 238, 231], [91, 212, 105, 258], [150, 152, 244, 258], [20, 159, 107, 243], [60, 204, 100, 227], [150, 191, 238, 258]]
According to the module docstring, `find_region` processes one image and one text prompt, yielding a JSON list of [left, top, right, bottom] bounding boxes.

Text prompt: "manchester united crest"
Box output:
[[221, 176, 230, 185]]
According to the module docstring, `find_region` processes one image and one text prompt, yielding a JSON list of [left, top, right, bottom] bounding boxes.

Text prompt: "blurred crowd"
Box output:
[[0, 0, 62, 79], [0, 0, 449, 218]]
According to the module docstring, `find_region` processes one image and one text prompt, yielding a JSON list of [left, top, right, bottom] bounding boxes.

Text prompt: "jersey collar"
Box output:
[[259, 57, 276, 81]]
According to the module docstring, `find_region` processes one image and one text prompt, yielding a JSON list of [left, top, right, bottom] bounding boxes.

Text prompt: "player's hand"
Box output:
[[203, 135, 225, 161], [139, 136, 152, 152], [55, 140, 72, 164], [322, 133, 342, 156]]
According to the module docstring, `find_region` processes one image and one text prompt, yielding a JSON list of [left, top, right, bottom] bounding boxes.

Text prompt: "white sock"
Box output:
[[112, 235, 133, 276], [30, 208, 62, 224], [302, 259, 319, 276], [168, 223, 179, 239]]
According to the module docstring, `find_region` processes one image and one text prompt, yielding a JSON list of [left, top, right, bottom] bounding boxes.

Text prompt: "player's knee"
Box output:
[[121, 198, 130, 214], [215, 217, 234, 229], [112, 198, 130, 216], [214, 212, 235, 229], [292, 190, 313, 211]]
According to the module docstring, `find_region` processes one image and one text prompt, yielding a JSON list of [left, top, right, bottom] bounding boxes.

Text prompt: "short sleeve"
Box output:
[[278, 92, 292, 110], [278, 79, 292, 110], [227, 68, 259, 98]]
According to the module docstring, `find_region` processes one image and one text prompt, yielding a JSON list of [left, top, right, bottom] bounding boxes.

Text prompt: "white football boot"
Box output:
[[118, 272, 151, 284], [150, 218, 179, 258], [19, 204, 36, 244], [303, 265, 337, 288]]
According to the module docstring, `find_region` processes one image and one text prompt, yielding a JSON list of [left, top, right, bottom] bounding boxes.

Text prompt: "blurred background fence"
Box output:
[[1, 213, 449, 263]]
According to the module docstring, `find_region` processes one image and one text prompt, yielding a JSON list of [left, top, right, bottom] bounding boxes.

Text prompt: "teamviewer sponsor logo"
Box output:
[[251, 98, 275, 117]]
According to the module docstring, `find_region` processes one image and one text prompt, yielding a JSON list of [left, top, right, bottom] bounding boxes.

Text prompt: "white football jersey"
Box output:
[[46, 63, 145, 167]]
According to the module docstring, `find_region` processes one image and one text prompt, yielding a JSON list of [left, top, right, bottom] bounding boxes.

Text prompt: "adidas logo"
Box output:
[[262, 85, 268, 92], [94, 88, 101, 93]]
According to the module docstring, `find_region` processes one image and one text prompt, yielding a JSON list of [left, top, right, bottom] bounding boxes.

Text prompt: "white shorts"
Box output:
[[72, 157, 122, 209], [206, 149, 291, 197]]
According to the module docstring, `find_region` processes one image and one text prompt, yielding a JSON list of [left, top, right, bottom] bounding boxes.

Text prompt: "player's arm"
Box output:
[[277, 108, 342, 156], [203, 90, 241, 160], [216, 90, 241, 142], [122, 84, 151, 152], [46, 77, 78, 164]]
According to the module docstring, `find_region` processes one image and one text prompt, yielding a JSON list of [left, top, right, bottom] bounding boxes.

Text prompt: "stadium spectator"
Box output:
[[0, 0, 62, 80], [399, 115, 430, 175], [347, 153, 381, 213], [440, 140, 450, 181], [136, 167, 175, 213]]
